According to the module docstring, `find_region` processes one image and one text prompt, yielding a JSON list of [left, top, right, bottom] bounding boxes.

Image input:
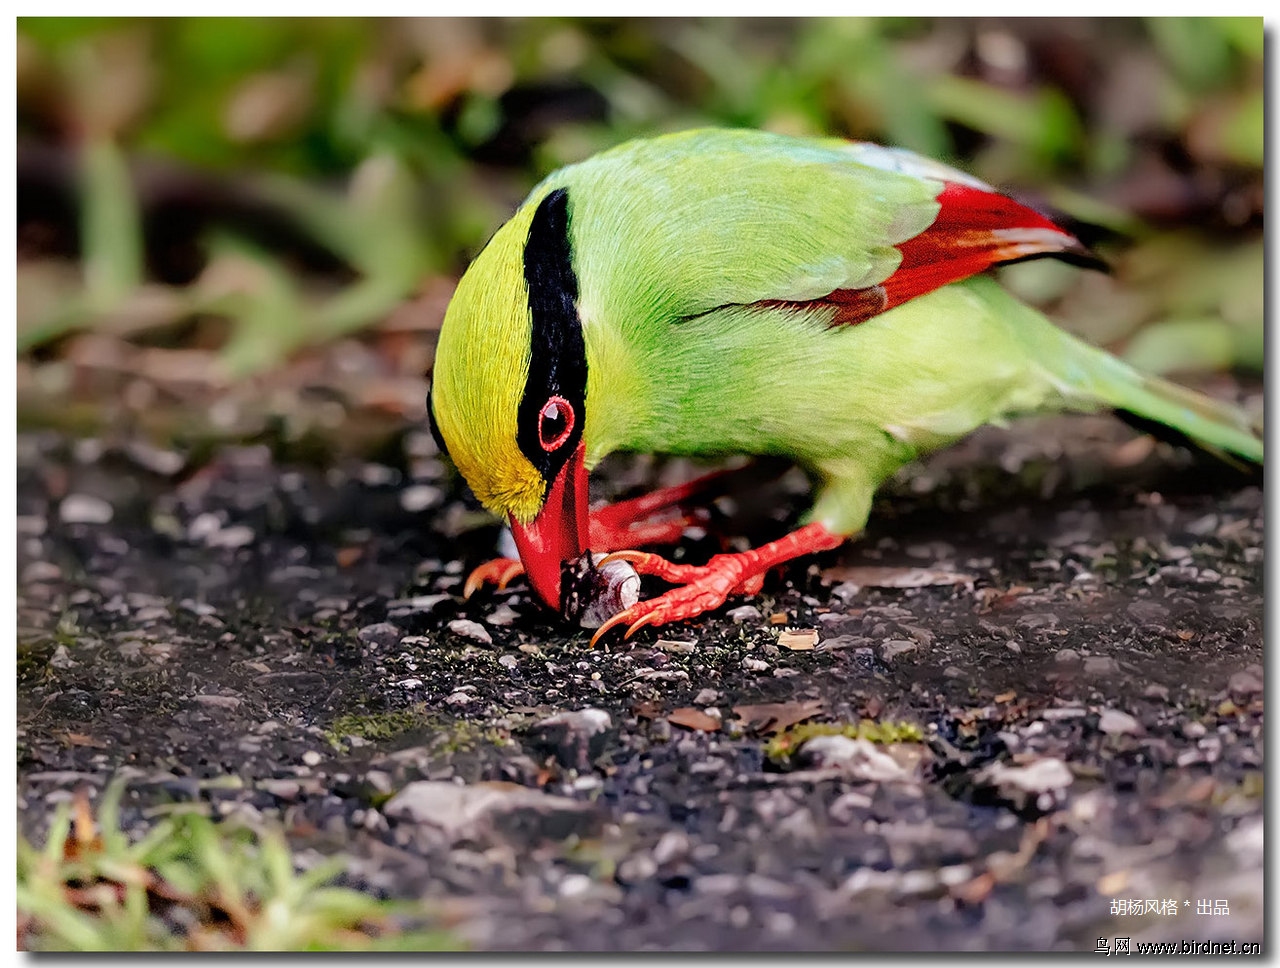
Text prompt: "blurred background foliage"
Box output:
[[15, 16, 1264, 459]]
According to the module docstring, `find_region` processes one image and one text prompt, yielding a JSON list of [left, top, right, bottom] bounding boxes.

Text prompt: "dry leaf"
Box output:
[[994, 691, 1017, 704], [335, 546, 364, 568], [62, 732, 109, 748], [768, 612, 789, 625], [732, 698, 826, 734], [1097, 870, 1129, 895], [632, 700, 663, 720], [952, 871, 995, 904], [821, 565, 974, 589], [778, 628, 819, 651], [668, 707, 722, 732]]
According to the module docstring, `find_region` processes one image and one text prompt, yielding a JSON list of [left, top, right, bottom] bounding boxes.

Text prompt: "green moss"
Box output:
[[324, 706, 510, 755], [324, 707, 426, 751], [765, 719, 924, 765]]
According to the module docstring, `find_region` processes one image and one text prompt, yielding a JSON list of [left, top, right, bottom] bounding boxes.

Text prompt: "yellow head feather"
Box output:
[[430, 201, 548, 524]]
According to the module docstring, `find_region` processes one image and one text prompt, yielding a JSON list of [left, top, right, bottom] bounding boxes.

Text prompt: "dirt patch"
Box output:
[[16, 404, 1263, 951]]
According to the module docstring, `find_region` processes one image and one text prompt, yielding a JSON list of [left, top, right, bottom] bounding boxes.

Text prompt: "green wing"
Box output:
[[545, 128, 947, 328]]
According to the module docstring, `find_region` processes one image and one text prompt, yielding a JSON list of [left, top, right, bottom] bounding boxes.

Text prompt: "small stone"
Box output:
[[943, 665, 965, 678], [1054, 649, 1082, 665], [726, 605, 763, 624], [1097, 708, 1141, 735], [485, 604, 521, 626], [529, 708, 613, 771], [397, 678, 423, 689], [444, 690, 473, 706], [652, 830, 690, 865], [357, 623, 402, 648], [1083, 656, 1120, 676], [881, 639, 916, 660], [193, 694, 242, 710], [498, 654, 518, 670], [693, 688, 720, 706], [302, 751, 322, 767], [1181, 721, 1206, 740], [384, 781, 599, 843], [617, 853, 658, 883], [1228, 666, 1263, 697], [399, 484, 442, 513], [798, 736, 910, 782], [207, 524, 255, 549], [742, 657, 770, 672], [49, 644, 77, 669], [974, 758, 1072, 814], [21, 561, 61, 583], [59, 494, 113, 525], [448, 619, 492, 645], [655, 638, 696, 653]]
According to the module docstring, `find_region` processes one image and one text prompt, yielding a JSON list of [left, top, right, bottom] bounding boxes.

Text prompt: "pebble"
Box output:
[[617, 854, 658, 883], [193, 694, 242, 710], [21, 561, 61, 583], [357, 623, 402, 648], [485, 604, 521, 626], [1083, 656, 1120, 676], [651, 830, 690, 865], [447, 619, 493, 645], [531, 708, 613, 770], [1181, 721, 1207, 739], [741, 658, 770, 672], [1054, 649, 1082, 665], [726, 605, 763, 623], [1228, 666, 1263, 697], [799, 736, 911, 782], [49, 644, 77, 669], [302, 751, 322, 767], [693, 688, 720, 706], [498, 654, 518, 670], [59, 493, 113, 524], [399, 484, 443, 513], [974, 758, 1072, 813], [1097, 708, 1141, 735], [384, 780, 598, 843], [207, 524, 255, 548]]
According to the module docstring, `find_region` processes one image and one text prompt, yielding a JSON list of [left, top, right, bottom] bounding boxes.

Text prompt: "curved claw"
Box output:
[[625, 612, 662, 639], [589, 609, 633, 648], [463, 558, 525, 599]]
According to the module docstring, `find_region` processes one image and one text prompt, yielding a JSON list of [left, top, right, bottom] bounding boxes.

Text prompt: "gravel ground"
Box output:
[[15, 396, 1264, 952]]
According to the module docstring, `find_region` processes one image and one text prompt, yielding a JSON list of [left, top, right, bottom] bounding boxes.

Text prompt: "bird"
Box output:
[[426, 127, 1262, 645]]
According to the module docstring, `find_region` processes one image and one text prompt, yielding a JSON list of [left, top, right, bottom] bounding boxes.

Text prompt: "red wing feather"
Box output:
[[765, 182, 1097, 327]]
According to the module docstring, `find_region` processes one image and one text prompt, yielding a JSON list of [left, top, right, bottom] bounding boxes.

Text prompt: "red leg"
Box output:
[[588, 466, 745, 550], [589, 522, 846, 646]]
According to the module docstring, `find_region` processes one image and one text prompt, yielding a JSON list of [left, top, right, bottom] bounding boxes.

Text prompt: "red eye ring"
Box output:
[[538, 395, 574, 452]]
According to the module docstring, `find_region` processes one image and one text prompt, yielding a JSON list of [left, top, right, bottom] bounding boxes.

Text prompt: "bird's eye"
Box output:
[[538, 395, 574, 451]]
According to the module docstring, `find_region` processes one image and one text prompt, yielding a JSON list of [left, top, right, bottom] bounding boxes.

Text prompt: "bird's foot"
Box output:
[[463, 557, 525, 598], [587, 551, 758, 645], [588, 522, 844, 646]]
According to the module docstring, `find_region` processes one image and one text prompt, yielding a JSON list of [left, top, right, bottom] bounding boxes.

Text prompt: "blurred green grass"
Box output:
[[16, 17, 1263, 390]]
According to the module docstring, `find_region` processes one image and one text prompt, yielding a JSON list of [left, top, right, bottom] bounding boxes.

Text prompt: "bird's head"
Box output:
[[428, 188, 589, 612]]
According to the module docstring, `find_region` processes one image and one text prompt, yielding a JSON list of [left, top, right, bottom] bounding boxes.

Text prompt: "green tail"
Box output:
[[1044, 330, 1263, 465]]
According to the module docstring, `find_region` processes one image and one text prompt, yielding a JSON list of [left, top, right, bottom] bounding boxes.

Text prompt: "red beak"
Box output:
[[509, 443, 588, 612]]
